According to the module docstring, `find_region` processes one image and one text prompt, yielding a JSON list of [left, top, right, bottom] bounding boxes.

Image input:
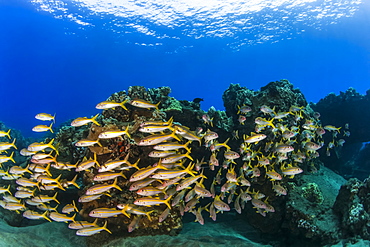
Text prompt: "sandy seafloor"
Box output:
[[1, 216, 370, 247], [0, 217, 268, 247]]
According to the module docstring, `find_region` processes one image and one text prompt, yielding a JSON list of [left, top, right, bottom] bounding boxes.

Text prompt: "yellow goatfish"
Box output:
[[31, 192, 60, 204], [75, 139, 102, 147], [243, 133, 267, 144], [76, 221, 112, 236], [32, 123, 54, 133], [128, 99, 160, 110], [27, 139, 57, 153], [0, 138, 17, 151], [35, 113, 55, 122], [137, 132, 180, 146], [0, 152, 15, 163], [0, 129, 11, 139], [68, 219, 99, 230], [134, 195, 172, 209], [23, 210, 51, 222], [98, 125, 131, 139], [85, 178, 122, 195], [89, 207, 127, 218], [49, 212, 76, 223], [96, 99, 128, 110], [71, 113, 100, 127]]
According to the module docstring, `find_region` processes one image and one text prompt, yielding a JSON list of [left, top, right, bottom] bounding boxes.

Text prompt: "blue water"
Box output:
[[1, 0, 370, 137]]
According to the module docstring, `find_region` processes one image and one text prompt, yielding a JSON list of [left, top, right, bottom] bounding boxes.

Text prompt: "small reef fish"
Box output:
[[0, 129, 11, 139], [75, 139, 102, 147], [153, 141, 191, 152], [134, 195, 173, 209], [23, 210, 51, 222], [96, 100, 128, 110], [68, 219, 98, 230], [244, 133, 266, 143], [27, 139, 57, 153], [85, 178, 122, 195], [0, 139, 17, 151], [76, 221, 112, 236], [32, 123, 54, 133], [128, 99, 160, 110], [237, 105, 252, 114], [49, 212, 76, 223], [202, 114, 213, 127], [0, 152, 15, 163], [98, 126, 131, 139], [89, 207, 126, 218], [213, 195, 230, 212], [137, 132, 180, 146], [71, 114, 100, 127], [323, 125, 341, 132], [35, 113, 55, 122], [94, 171, 127, 182]]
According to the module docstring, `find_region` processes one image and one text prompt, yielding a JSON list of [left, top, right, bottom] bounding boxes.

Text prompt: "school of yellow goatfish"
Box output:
[[0, 95, 348, 237]]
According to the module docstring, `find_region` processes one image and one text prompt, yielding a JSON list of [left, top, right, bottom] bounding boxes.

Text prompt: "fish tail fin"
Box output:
[[5, 129, 11, 139], [45, 163, 52, 177], [131, 158, 141, 170], [71, 213, 76, 223], [185, 163, 197, 177], [92, 218, 99, 226], [120, 204, 130, 218], [163, 195, 172, 209], [69, 175, 80, 189], [9, 152, 15, 163], [96, 139, 102, 147], [52, 113, 56, 124], [49, 122, 54, 133], [112, 178, 122, 191], [120, 171, 127, 179], [72, 200, 79, 213], [11, 138, 17, 149], [167, 116, 174, 125], [92, 113, 100, 126], [53, 192, 60, 204], [120, 99, 129, 111], [183, 141, 191, 152], [124, 125, 131, 139], [5, 184, 11, 194], [170, 131, 181, 142], [102, 221, 112, 234], [222, 138, 231, 150], [184, 152, 194, 161], [146, 210, 154, 221], [42, 211, 52, 222], [93, 153, 100, 167], [155, 101, 160, 110]]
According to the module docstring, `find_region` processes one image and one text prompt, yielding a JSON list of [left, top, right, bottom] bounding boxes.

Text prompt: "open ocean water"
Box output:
[[0, 0, 369, 137]]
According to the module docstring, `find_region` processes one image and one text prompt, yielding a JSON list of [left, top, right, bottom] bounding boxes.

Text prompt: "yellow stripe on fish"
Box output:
[[85, 178, 122, 195], [96, 99, 129, 110], [98, 125, 131, 139], [76, 221, 112, 236], [32, 122, 54, 133], [71, 113, 100, 127], [137, 132, 181, 146], [128, 99, 160, 110], [0, 138, 17, 151]]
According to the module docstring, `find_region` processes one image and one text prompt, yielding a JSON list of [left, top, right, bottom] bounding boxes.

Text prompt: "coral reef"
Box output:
[[0, 80, 355, 247], [333, 177, 370, 241], [311, 88, 370, 180]]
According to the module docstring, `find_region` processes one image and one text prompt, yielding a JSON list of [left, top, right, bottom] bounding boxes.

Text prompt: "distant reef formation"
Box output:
[[311, 88, 370, 180], [0, 80, 369, 247]]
